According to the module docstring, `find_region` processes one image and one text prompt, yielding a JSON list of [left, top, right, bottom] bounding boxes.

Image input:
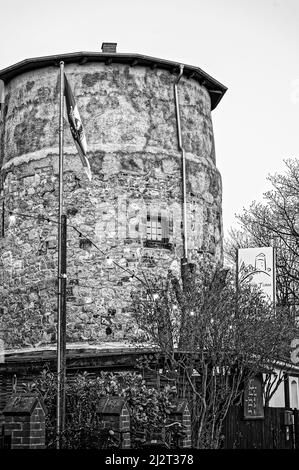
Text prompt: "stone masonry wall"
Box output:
[[0, 61, 223, 349]]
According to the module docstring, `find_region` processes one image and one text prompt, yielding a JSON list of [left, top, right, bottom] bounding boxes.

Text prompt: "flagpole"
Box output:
[[57, 60, 65, 449]]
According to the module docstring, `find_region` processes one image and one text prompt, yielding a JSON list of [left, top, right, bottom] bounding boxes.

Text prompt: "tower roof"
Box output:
[[0, 51, 227, 110]]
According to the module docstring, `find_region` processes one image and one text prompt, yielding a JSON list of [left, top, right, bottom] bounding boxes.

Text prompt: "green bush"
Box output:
[[32, 369, 175, 448]]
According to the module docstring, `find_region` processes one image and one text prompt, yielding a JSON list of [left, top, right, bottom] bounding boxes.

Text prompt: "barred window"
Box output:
[[145, 209, 172, 248]]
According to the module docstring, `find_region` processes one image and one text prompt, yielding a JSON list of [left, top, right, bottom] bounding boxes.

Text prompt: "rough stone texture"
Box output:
[[0, 61, 223, 349]]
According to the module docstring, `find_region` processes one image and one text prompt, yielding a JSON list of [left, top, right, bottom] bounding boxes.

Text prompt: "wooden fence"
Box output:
[[223, 406, 298, 449]]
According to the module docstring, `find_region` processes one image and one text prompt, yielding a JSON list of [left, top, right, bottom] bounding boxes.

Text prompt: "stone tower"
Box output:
[[0, 45, 227, 350]]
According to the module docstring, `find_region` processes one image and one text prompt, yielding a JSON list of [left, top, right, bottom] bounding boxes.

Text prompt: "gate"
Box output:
[[223, 406, 296, 449]]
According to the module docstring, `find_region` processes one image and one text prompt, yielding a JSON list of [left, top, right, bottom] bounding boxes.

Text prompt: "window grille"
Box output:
[[145, 209, 172, 248]]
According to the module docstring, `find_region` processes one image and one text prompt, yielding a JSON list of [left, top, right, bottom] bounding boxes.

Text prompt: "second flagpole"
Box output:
[[57, 60, 67, 449]]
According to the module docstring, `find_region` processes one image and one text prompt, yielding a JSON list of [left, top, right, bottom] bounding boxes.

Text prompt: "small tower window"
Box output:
[[146, 211, 163, 241], [145, 209, 172, 249]]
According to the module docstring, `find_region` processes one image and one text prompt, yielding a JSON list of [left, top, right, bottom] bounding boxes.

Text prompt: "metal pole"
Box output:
[[174, 65, 190, 350], [273, 246, 277, 311], [174, 64, 188, 261], [1, 201, 4, 237], [235, 248, 239, 313], [56, 60, 65, 449], [60, 214, 67, 440]]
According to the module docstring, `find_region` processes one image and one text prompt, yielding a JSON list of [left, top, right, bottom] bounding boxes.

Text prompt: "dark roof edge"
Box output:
[[0, 51, 227, 110]]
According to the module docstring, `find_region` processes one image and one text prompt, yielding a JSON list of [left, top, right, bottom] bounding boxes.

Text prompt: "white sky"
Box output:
[[1, 0, 299, 236]]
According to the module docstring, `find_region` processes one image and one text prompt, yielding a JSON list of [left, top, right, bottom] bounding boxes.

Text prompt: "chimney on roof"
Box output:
[[101, 42, 117, 53]]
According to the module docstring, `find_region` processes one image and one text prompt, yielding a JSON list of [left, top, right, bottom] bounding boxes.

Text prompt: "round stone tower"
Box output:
[[0, 44, 226, 350]]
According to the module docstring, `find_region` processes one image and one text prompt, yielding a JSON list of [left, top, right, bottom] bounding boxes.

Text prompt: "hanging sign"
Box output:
[[238, 247, 276, 303], [244, 376, 264, 419]]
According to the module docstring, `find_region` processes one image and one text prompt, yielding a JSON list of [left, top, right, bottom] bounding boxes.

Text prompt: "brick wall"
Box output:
[[4, 414, 31, 448], [169, 400, 192, 448], [3, 394, 46, 449], [120, 403, 130, 449], [181, 402, 192, 448], [29, 402, 46, 448], [97, 397, 131, 448]]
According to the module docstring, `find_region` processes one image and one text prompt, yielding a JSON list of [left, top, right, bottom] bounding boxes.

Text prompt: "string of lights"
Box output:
[[6, 209, 150, 289]]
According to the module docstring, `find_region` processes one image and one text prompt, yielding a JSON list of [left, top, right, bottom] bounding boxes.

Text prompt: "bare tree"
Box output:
[[131, 258, 297, 448], [225, 158, 299, 312], [224, 227, 254, 268]]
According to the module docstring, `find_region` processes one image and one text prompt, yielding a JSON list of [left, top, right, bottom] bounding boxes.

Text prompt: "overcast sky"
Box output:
[[1, 0, 298, 236]]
